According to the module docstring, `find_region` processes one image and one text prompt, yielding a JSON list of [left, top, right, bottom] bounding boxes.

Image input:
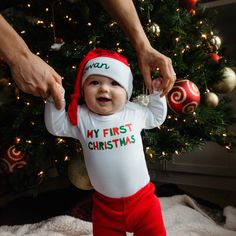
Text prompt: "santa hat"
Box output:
[[68, 48, 133, 125]]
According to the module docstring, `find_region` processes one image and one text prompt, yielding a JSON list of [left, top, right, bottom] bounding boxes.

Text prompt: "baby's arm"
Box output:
[[146, 78, 167, 127], [44, 86, 79, 139]]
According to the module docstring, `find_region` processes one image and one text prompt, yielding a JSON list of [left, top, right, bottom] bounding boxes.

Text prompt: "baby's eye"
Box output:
[[111, 81, 120, 86], [89, 80, 99, 85]]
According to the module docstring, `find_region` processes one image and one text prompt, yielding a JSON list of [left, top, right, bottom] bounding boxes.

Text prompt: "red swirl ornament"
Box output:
[[167, 79, 200, 114], [0, 145, 27, 173]]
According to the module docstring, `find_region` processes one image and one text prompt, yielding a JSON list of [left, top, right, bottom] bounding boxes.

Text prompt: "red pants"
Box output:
[[92, 182, 166, 236]]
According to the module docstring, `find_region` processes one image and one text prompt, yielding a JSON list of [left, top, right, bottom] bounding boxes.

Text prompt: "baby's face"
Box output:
[[83, 75, 127, 115]]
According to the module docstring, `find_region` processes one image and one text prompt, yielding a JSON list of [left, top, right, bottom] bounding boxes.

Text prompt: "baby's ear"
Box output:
[[152, 78, 162, 91]]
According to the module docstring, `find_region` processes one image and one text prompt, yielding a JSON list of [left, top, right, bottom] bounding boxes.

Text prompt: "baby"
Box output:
[[45, 48, 167, 236]]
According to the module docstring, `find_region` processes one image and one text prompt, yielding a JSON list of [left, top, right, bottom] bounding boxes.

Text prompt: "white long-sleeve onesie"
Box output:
[[45, 92, 167, 198]]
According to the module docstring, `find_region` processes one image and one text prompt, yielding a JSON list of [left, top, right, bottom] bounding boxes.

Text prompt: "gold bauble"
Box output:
[[145, 147, 155, 158], [68, 152, 93, 190], [147, 23, 160, 37], [204, 91, 219, 108], [212, 67, 236, 93], [210, 35, 221, 50], [0, 78, 9, 87]]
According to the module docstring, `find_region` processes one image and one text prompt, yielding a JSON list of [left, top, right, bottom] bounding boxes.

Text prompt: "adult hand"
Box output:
[[10, 52, 63, 109], [136, 45, 176, 96]]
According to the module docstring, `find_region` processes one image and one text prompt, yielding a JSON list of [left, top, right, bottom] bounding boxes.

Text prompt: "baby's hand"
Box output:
[[152, 78, 162, 92]]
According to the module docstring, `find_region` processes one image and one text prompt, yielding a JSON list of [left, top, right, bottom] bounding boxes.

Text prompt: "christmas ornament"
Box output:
[[210, 35, 221, 51], [147, 23, 160, 37], [167, 79, 200, 114], [0, 78, 9, 87], [209, 53, 221, 63], [68, 152, 93, 190], [145, 147, 155, 158], [212, 67, 236, 93], [204, 91, 219, 108], [50, 37, 65, 51], [132, 94, 149, 106], [0, 145, 27, 173], [179, 0, 197, 11]]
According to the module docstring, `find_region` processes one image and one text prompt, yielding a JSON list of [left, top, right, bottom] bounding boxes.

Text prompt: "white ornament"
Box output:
[[50, 38, 65, 51], [210, 35, 221, 50], [133, 94, 149, 106]]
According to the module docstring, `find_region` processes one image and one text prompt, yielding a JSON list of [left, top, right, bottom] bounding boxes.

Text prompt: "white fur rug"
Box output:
[[0, 194, 236, 236]]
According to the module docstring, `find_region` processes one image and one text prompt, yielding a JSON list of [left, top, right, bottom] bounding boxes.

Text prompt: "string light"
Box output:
[[38, 171, 44, 177], [15, 137, 21, 143], [162, 151, 167, 156], [37, 20, 44, 24], [57, 138, 64, 144], [64, 156, 70, 161], [109, 22, 117, 27]]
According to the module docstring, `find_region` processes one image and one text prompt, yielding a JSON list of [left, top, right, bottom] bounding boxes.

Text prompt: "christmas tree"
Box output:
[[0, 0, 236, 193]]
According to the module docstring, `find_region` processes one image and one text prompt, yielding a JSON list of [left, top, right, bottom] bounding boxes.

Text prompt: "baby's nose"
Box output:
[[99, 84, 109, 92]]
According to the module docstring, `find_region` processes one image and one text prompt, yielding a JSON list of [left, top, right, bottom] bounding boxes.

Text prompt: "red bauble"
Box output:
[[0, 145, 27, 173], [167, 79, 200, 114], [179, 0, 197, 11], [209, 53, 221, 63]]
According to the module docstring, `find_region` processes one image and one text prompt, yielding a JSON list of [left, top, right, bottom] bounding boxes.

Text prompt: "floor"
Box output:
[[178, 184, 236, 207]]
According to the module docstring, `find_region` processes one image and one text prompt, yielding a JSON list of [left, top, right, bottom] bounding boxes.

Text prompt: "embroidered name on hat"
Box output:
[[83, 62, 110, 74]]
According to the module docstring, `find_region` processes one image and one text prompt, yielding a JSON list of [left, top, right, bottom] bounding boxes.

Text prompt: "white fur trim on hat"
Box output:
[[82, 57, 133, 99]]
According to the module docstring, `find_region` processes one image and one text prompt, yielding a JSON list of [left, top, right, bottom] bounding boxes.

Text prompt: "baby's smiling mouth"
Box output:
[[97, 97, 111, 102]]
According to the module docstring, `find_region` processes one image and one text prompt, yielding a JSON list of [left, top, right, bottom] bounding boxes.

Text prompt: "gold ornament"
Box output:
[[212, 67, 236, 93], [204, 91, 219, 108], [0, 78, 9, 87], [147, 23, 160, 37], [68, 152, 93, 190], [145, 147, 155, 158], [210, 35, 221, 51]]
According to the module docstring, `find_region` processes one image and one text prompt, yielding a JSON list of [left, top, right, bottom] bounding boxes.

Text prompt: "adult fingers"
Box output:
[[159, 58, 176, 96], [49, 82, 63, 110]]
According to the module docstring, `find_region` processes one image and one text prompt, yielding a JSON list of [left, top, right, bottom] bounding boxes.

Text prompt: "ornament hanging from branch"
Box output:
[[0, 144, 27, 174], [167, 79, 200, 114], [68, 151, 93, 190], [179, 0, 198, 13], [133, 94, 149, 106], [209, 53, 222, 63], [210, 35, 221, 51], [49, 1, 65, 51], [50, 37, 65, 51], [211, 67, 236, 93], [147, 22, 161, 37], [203, 90, 219, 108]]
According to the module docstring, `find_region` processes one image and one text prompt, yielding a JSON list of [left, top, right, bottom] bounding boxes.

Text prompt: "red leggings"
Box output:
[[92, 182, 166, 236]]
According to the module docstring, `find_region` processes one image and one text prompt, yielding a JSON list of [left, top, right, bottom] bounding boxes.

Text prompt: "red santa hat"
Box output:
[[68, 48, 133, 125]]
